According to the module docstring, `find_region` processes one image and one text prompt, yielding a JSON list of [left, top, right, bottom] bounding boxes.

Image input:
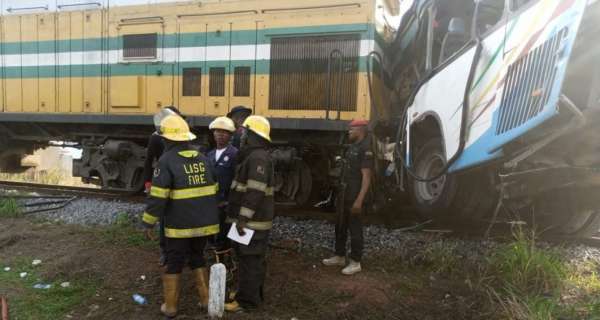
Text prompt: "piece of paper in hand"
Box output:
[[227, 223, 254, 245]]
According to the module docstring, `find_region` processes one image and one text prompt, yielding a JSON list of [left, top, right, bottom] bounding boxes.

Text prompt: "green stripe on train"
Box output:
[[0, 58, 370, 78], [1, 23, 372, 55]]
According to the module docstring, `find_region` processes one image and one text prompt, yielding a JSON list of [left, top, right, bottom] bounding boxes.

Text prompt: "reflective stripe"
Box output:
[[231, 180, 274, 196], [247, 179, 267, 192], [170, 184, 217, 200], [150, 186, 171, 199], [178, 150, 199, 158], [165, 224, 220, 238], [239, 206, 255, 219], [142, 212, 159, 225], [226, 217, 273, 230]]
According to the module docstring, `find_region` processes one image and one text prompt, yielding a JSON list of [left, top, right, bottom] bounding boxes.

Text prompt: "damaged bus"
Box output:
[[379, 0, 600, 236]]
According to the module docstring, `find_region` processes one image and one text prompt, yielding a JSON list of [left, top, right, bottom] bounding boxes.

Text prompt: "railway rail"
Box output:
[[0, 180, 142, 200], [1, 179, 599, 247]]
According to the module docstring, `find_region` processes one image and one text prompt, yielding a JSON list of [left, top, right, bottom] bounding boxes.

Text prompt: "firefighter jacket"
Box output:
[[227, 138, 275, 231], [207, 144, 238, 204], [142, 143, 220, 238]]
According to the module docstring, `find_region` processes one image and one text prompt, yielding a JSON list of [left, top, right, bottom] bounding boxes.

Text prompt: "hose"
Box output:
[[366, 37, 483, 182]]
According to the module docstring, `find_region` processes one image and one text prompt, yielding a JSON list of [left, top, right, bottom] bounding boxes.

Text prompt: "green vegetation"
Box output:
[[0, 197, 22, 217], [488, 227, 565, 295], [99, 212, 156, 248], [0, 257, 97, 320], [411, 239, 460, 274], [485, 226, 600, 320]]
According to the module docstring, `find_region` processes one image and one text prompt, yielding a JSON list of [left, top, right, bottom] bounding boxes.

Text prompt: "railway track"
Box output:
[[0, 180, 142, 200]]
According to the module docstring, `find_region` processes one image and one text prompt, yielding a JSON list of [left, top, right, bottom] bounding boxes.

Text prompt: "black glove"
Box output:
[[236, 216, 248, 236]]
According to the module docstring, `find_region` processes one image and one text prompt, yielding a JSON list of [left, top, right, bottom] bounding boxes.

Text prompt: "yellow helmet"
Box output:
[[209, 116, 236, 133], [243, 115, 271, 142], [159, 115, 196, 141]]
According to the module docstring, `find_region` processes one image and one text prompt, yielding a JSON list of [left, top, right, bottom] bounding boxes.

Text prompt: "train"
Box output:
[[0, 0, 399, 205]]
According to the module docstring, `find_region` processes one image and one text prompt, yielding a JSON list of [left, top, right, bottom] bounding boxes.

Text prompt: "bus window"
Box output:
[[511, 0, 532, 11], [474, 0, 505, 35]]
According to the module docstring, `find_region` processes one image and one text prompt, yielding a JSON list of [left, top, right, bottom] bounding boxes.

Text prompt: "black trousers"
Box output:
[[159, 216, 166, 250], [215, 207, 232, 250], [165, 236, 208, 274], [334, 206, 364, 262], [234, 230, 269, 309]]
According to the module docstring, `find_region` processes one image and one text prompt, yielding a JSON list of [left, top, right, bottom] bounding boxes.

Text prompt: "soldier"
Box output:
[[322, 119, 373, 275], [141, 109, 220, 318], [227, 106, 252, 149], [207, 116, 238, 249], [224, 115, 275, 312]]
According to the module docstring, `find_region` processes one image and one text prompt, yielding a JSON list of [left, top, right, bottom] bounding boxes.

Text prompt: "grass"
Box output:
[[484, 226, 600, 319], [487, 226, 565, 296], [0, 197, 22, 217], [99, 212, 156, 248], [0, 257, 98, 320], [410, 239, 460, 275]]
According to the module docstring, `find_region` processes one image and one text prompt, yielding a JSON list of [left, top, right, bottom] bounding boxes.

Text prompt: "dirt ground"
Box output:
[[0, 217, 496, 320]]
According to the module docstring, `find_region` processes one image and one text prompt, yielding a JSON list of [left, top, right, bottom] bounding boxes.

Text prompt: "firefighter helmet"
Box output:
[[209, 116, 236, 133], [243, 115, 271, 142], [158, 114, 196, 141]]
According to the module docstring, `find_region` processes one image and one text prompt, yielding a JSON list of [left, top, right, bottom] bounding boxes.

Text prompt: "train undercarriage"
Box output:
[[0, 117, 344, 206]]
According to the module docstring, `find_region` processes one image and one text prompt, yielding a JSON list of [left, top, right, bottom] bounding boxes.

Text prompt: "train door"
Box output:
[[177, 19, 206, 115], [229, 20, 256, 112], [146, 59, 174, 113], [37, 12, 56, 113], [20, 14, 40, 113], [205, 21, 230, 116], [82, 9, 104, 113], [3, 14, 23, 112]]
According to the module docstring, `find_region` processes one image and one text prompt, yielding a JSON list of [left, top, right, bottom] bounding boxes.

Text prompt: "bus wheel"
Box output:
[[534, 188, 600, 238], [408, 138, 496, 222]]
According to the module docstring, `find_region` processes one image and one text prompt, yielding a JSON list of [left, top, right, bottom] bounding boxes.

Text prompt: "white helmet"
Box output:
[[209, 116, 236, 133]]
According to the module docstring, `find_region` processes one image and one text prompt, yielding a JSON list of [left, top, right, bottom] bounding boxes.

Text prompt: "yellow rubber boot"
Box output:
[[160, 273, 181, 317], [193, 268, 209, 308]]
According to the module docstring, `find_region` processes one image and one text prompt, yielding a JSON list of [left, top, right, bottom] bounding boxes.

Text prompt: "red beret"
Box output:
[[349, 119, 369, 127]]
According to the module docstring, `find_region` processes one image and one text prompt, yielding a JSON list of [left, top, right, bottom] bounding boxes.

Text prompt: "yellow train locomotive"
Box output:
[[0, 0, 398, 203]]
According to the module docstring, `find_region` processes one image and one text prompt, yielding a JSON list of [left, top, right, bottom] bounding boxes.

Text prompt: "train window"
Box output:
[[233, 67, 251, 97], [182, 68, 202, 96], [123, 33, 157, 59], [209, 67, 225, 97], [268, 34, 359, 111]]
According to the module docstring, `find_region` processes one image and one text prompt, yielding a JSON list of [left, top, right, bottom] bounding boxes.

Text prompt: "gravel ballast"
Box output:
[[6, 193, 599, 269]]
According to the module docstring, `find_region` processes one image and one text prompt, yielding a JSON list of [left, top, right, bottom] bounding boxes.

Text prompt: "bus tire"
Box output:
[[534, 188, 600, 238], [408, 137, 496, 223]]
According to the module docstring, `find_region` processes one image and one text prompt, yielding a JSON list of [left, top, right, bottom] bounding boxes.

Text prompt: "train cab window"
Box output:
[[209, 67, 225, 97], [123, 33, 157, 59], [182, 68, 201, 96], [233, 67, 251, 97]]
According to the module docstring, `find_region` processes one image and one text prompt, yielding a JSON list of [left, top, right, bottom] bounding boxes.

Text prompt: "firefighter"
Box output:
[[224, 115, 274, 312], [141, 109, 220, 318], [227, 105, 252, 149], [322, 119, 373, 275], [207, 116, 238, 249], [143, 106, 184, 266]]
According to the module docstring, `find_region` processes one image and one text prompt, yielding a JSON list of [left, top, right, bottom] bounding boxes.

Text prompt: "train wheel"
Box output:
[[408, 138, 496, 222]]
